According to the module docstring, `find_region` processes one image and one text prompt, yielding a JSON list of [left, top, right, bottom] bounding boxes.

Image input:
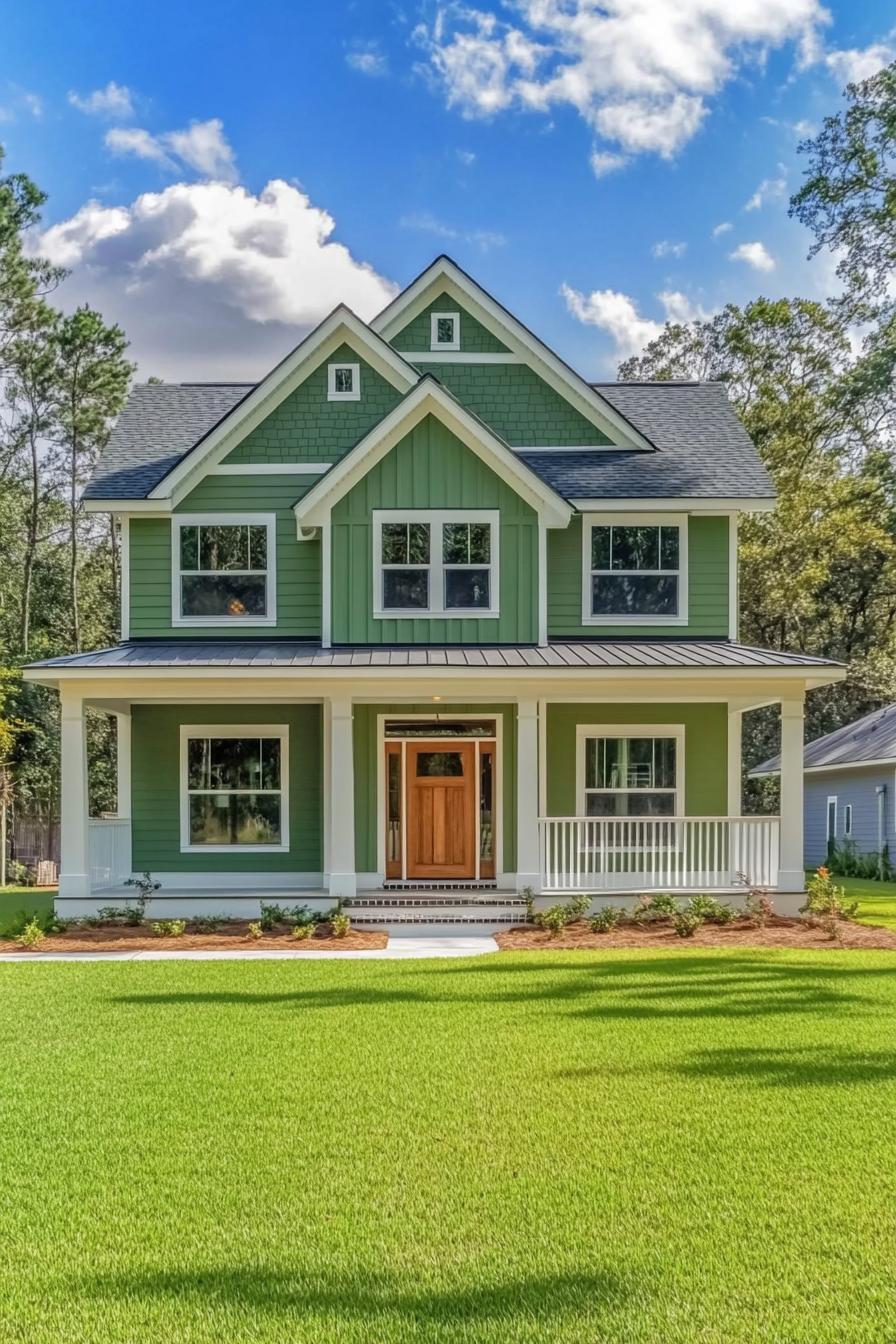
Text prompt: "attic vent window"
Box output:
[[431, 312, 460, 351], [328, 362, 360, 401]]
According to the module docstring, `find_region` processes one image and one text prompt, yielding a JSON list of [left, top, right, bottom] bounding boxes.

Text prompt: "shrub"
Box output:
[[246, 921, 263, 940], [826, 840, 893, 882], [151, 919, 186, 937], [259, 903, 290, 931], [288, 905, 316, 928], [801, 866, 859, 922], [97, 905, 134, 925], [686, 895, 736, 925], [742, 888, 775, 928], [534, 892, 591, 934], [632, 893, 679, 922], [123, 872, 161, 923], [8, 860, 33, 886], [589, 905, 624, 934], [672, 911, 702, 938], [291, 921, 315, 940], [192, 914, 229, 933], [521, 886, 536, 924], [14, 917, 45, 949], [330, 912, 351, 938]]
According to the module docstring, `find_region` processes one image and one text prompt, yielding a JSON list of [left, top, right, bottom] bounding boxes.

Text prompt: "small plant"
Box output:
[[96, 905, 134, 925], [246, 921, 263, 940], [801, 866, 859, 922], [805, 909, 843, 941], [151, 919, 186, 937], [742, 887, 775, 928], [534, 892, 590, 934], [291, 921, 315, 940], [192, 914, 230, 933], [672, 910, 703, 938], [632, 893, 679, 923], [330, 912, 351, 938], [8, 860, 33, 886], [589, 905, 624, 934], [686, 895, 736, 925], [522, 886, 536, 924], [123, 872, 160, 923], [14, 917, 45, 949], [287, 904, 316, 928], [259, 902, 291, 931]]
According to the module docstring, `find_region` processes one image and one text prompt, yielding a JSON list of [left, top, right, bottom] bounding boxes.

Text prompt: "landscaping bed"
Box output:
[[498, 913, 896, 951], [8, 919, 387, 953]]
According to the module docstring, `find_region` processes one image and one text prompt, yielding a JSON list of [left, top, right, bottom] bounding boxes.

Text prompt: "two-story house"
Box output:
[[26, 257, 843, 921]]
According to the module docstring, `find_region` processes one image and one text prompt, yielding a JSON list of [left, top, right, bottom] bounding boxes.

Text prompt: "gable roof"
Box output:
[[371, 255, 655, 453], [751, 703, 896, 776], [293, 375, 572, 529]]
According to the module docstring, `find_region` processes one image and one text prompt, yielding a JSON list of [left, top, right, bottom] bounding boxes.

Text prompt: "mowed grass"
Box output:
[[0, 886, 53, 935], [838, 875, 896, 929], [1, 953, 896, 1343]]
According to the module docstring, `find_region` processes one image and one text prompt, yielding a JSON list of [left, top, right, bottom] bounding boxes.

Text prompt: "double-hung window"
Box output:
[[173, 515, 276, 626], [180, 726, 288, 852], [583, 514, 687, 624], [578, 726, 683, 818], [373, 510, 499, 617]]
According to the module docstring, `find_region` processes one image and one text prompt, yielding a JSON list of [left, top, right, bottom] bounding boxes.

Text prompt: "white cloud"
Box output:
[[346, 42, 389, 77], [561, 283, 711, 356], [416, 0, 829, 167], [729, 240, 775, 271], [68, 81, 135, 118], [32, 179, 398, 379], [455, 148, 477, 165], [399, 210, 505, 251], [651, 239, 687, 259], [744, 167, 787, 211], [104, 117, 237, 181], [590, 149, 627, 177], [825, 41, 895, 85], [712, 221, 733, 237]]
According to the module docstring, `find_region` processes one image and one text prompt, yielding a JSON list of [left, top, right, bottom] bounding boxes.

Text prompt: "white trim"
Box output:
[[83, 498, 172, 514], [826, 794, 838, 842], [328, 361, 360, 401], [211, 463, 330, 476], [327, 698, 355, 899], [171, 513, 277, 628], [371, 259, 653, 451], [373, 509, 499, 620], [178, 723, 289, 854], [516, 700, 541, 889], [118, 515, 130, 642], [147, 307, 419, 501], [844, 802, 853, 838], [514, 444, 621, 454], [575, 723, 685, 818], [293, 380, 572, 529], [728, 513, 739, 641], [397, 351, 523, 364], [727, 706, 742, 817], [571, 496, 776, 512], [580, 512, 689, 627], [430, 311, 461, 351]]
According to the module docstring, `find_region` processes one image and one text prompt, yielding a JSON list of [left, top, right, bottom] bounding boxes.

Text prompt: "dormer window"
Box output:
[[430, 312, 460, 351], [328, 362, 360, 401]]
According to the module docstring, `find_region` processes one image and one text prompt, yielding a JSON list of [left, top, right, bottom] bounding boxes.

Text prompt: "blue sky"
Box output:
[[1, 0, 893, 380]]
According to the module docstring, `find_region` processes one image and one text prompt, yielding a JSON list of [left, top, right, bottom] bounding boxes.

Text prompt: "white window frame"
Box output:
[[575, 724, 685, 818], [430, 311, 461, 352], [327, 362, 360, 401], [581, 512, 689, 626], [373, 509, 500, 619], [179, 724, 289, 854], [172, 513, 277, 628], [826, 795, 838, 841], [844, 803, 853, 838]]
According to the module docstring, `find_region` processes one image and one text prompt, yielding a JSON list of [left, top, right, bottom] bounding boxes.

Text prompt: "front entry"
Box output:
[[384, 724, 497, 882]]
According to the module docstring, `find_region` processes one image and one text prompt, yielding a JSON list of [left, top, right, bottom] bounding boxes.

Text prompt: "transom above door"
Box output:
[[384, 720, 497, 882]]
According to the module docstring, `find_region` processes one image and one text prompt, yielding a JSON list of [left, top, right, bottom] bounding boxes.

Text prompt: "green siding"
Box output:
[[129, 477, 321, 639], [545, 704, 727, 816], [330, 414, 539, 644], [131, 703, 322, 874], [391, 297, 511, 354], [352, 703, 517, 873], [419, 363, 611, 447], [222, 343, 403, 466], [548, 514, 730, 639]]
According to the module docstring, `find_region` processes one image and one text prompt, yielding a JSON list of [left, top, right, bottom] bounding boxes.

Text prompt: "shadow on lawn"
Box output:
[[676, 1045, 896, 1088], [82, 1266, 627, 1328]]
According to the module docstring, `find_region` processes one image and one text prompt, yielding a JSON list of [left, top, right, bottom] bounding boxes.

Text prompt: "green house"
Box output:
[[26, 257, 843, 922]]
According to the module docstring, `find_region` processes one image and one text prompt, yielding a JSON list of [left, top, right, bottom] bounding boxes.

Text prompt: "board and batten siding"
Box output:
[[351, 702, 517, 874], [547, 514, 730, 639], [130, 703, 323, 874], [128, 476, 322, 639], [803, 767, 896, 867], [330, 414, 539, 645], [545, 703, 728, 816]]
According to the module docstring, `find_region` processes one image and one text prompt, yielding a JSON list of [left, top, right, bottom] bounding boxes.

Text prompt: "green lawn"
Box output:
[[1, 952, 895, 1342], [838, 876, 896, 929], [0, 885, 54, 935]]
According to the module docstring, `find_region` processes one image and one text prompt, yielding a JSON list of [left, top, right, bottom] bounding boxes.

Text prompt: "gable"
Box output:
[[222, 342, 404, 466], [419, 362, 611, 447], [390, 296, 511, 354]]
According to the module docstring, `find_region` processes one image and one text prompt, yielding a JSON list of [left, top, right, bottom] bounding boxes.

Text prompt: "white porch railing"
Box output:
[[539, 816, 780, 892], [88, 818, 132, 891]]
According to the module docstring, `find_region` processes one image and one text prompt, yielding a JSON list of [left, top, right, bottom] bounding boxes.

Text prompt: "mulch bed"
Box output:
[[12, 921, 388, 953], [497, 915, 896, 952]]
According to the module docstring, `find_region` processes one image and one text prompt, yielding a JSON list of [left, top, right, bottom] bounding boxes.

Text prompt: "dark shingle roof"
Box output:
[[751, 703, 896, 775], [84, 376, 773, 502], [29, 639, 838, 673]]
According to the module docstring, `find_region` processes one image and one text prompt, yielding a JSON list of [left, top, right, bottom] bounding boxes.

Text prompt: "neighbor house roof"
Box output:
[[751, 703, 896, 776], [84, 377, 773, 504]]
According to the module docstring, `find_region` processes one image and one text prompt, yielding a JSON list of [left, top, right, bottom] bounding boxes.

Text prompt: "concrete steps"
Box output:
[[344, 892, 528, 927]]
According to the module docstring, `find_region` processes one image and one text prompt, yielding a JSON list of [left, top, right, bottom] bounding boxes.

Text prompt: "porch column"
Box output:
[[326, 697, 356, 900], [727, 706, 742, 816], [115, 711, 133, 879], [516, 699, 540, 892], [59, 688, 89, 899], [777, 695, 805, 892]]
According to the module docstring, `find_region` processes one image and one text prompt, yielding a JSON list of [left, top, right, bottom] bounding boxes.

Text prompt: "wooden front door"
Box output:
[[405, 741, 476, 880]]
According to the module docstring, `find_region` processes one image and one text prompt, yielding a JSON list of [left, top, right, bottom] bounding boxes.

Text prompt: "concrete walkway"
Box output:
[[0, 934, 499, 963]]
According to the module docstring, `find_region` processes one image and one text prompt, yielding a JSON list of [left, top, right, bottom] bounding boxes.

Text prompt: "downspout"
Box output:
[[876, 784, 887, 881]]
